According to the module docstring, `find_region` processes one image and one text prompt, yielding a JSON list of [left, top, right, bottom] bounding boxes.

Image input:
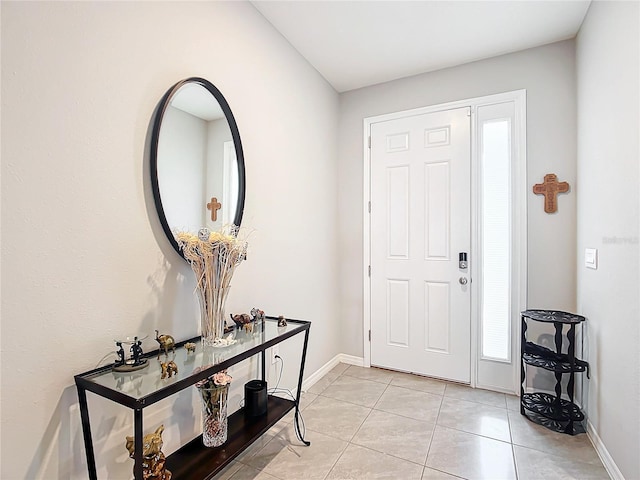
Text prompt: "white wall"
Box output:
[[338, 40, 577, 357], [1, 2, 340, 478], [159, 106, 207, 230], [205, 118, 232, 230], [576, 2, 640, 478]]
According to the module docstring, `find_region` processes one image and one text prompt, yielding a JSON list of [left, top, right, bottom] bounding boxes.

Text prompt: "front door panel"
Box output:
[[370, 107, 471, 382]]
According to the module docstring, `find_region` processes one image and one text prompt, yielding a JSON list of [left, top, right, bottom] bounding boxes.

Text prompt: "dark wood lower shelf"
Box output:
[[166, 395, 295, 479]]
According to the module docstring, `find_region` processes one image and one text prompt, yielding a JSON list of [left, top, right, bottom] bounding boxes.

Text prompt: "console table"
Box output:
[[520, 309, 589, 435], [75, 317, 311, 480]]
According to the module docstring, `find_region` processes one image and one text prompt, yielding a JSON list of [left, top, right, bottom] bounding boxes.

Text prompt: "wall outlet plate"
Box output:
[[271, 345, 279, 364]]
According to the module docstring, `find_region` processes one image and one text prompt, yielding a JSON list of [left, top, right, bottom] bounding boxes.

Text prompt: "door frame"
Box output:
[[363, 90, 527, 392]]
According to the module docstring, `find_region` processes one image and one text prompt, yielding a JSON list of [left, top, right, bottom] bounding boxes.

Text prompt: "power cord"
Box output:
[[236, 354, 308, 443], [267, 355, 307, 444]]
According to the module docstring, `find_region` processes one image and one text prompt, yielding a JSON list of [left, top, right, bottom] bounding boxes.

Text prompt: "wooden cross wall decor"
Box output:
[[206, 197, 222, 221], [533, 173, 570, 213]]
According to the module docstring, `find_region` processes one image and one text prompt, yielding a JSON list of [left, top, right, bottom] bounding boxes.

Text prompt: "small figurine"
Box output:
[[251, 308, 265, 324], [277, 316, 287, 327], [115, 342, 126, 366], [160, 360, 178, 379], [125, 425, 172, 480], [131, 337, 144, 365], [231, 313, 252, 329], [113, 336, 149, 372], [155, 330, 176, 358], [184, 342, 196, 354]]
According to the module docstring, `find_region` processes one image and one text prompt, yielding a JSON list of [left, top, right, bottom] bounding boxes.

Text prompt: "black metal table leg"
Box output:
[[134, 408, 143, 480], [294, 327, 311, 446], [77, 386, 98, 480]]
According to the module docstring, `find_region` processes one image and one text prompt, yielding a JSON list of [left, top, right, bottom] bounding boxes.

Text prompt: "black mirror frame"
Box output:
[[150, 77, 246, 259]]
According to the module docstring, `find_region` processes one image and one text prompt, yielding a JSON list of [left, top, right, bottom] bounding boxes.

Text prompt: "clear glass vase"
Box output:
[[198, 384, 229, 447], [196, 284, 229, 347]]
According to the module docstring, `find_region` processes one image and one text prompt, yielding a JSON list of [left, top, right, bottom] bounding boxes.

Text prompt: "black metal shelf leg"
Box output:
[[520, 315, 527, 415], [566, 324, 577, 434], [294, 328, 311, 446], [77, 386, 98, 480], [134, 408, 143, 480]]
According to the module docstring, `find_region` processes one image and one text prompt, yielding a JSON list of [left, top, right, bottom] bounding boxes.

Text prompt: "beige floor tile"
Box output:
[[235, 422, 287, 463], [306, 376, 334, 394], [325, 444, 424, 480], [514, 445, 610, 479], [306, 365, 344, 394], [227, 464, 281, 480], [279, 391, 318, 424], [374, 385, 442, 423], [444, 383, 507, 408], [505, 394, 521, 411], [228, 368, 610, 480], [331, 362, 351, 375], [300, 395, 371, 441], [421, 467, 464, 479], [298, 390, 318, 409], [212, 461, 243, 480], [351, 409, 435, 464], [244, 424, 347, 480], [508, 410, 602, 465], [321, 374, 386, 407], [426, 426, 516, 480], [390, 371, 447, 395], [437, 397, 511, 442], [343, 365, 394, 384]]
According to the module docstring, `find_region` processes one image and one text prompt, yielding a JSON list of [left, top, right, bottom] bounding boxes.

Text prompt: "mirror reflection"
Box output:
[[151, 78, 245, 258]]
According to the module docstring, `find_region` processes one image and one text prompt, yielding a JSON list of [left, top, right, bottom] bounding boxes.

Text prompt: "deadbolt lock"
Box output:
[[459, 252, 468, 269]]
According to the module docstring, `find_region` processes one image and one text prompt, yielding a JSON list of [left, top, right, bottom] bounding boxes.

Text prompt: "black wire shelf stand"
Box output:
[[520, 309, 589, 435]]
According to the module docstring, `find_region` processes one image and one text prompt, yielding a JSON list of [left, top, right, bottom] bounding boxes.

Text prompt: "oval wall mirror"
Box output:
[[150, 77, 246, 259]]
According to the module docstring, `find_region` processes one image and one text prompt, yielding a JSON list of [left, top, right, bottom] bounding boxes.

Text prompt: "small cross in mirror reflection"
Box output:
[[533, 174, 570, 213], [207, 197, 222, 221]]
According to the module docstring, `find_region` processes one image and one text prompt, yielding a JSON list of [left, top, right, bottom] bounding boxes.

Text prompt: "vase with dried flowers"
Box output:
[[194, 369, 233, 447], [176, 227, 247, 346]]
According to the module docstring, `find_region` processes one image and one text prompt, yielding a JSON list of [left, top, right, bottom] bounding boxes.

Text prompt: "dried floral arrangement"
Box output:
[[193, 368, 233, 447], [175, 226, 248, 345], [194, 369, 233, 390]]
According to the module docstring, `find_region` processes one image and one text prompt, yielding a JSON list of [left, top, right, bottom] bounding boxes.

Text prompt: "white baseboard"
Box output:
[[338, 354, 364, 367], [302, 354, 364, 391], [587, 419, 624, 480]]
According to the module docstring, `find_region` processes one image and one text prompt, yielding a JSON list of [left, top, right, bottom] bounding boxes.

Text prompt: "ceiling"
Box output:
[[251, 1, 591, 93]]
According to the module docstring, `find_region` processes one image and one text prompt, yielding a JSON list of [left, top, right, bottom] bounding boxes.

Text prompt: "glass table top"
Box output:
[[80, 318, 308, 401]]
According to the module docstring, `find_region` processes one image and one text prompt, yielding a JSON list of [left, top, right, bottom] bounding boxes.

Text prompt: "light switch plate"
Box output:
[[585, 248, 598, 269]]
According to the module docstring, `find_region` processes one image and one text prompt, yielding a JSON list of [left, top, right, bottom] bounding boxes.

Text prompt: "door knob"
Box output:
[[459, 277, 468, 285]]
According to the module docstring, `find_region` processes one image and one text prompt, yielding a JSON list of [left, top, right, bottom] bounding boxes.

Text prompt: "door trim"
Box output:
[[363, 90, 527, 392]]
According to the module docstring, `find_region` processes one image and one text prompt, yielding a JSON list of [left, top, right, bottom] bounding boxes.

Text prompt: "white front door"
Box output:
[[369, 107, 471, 383]]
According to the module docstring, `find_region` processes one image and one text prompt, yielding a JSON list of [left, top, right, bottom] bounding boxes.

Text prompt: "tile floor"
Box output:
[[213, 363, 609, 480]]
